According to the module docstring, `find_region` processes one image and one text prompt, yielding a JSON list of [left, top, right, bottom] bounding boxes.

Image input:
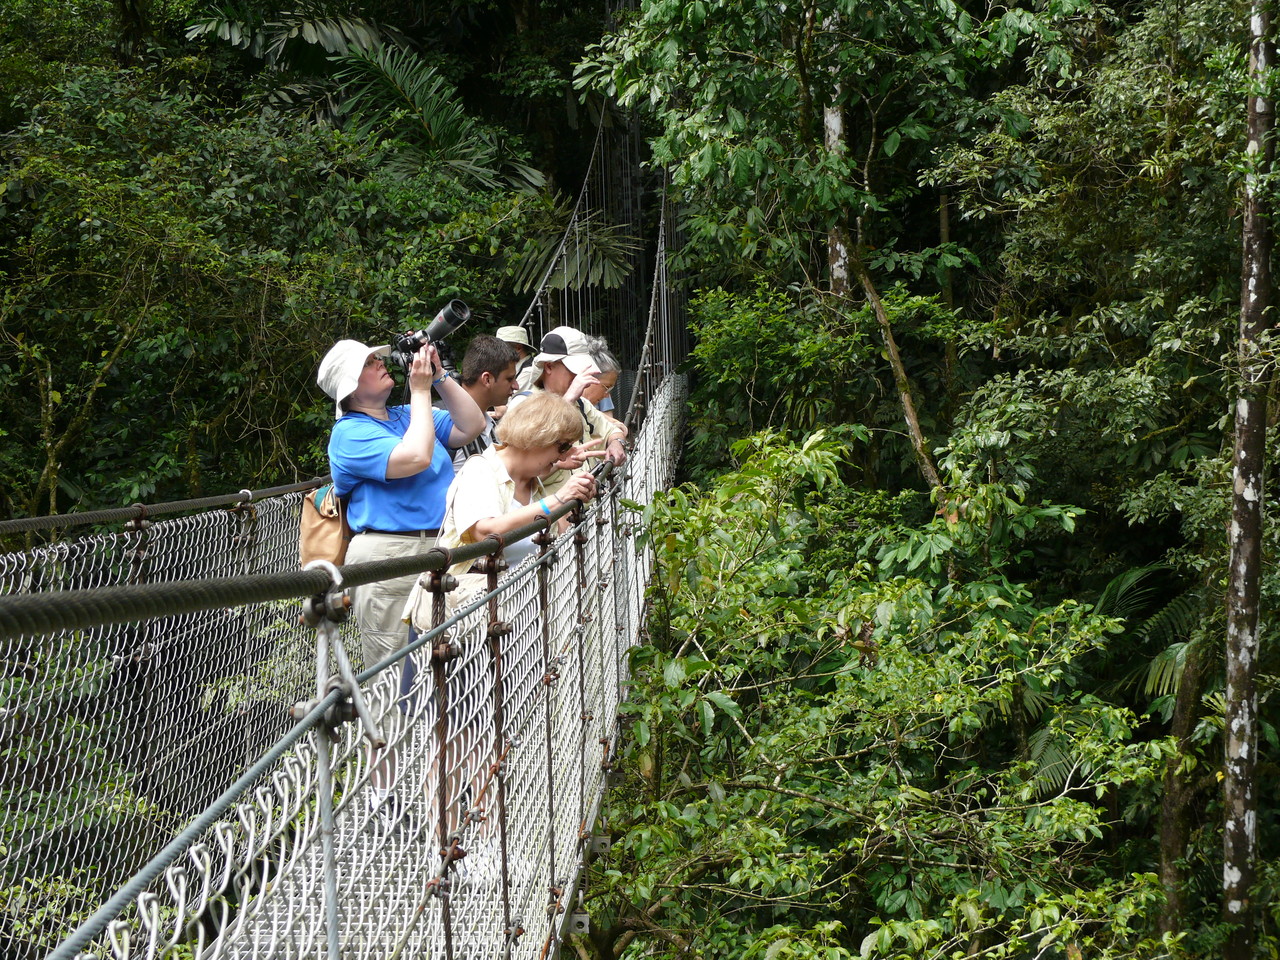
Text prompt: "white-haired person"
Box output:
[[317, 337, 484, 669], [584, 335, 626, 432], [512, 325, 626, 491]]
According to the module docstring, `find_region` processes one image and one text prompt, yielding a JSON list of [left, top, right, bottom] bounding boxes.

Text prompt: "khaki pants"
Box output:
[[345, 531, 440, 670]]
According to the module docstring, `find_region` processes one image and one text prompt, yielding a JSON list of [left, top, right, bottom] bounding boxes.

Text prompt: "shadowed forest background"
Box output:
[[2, 0, 1279, 957]]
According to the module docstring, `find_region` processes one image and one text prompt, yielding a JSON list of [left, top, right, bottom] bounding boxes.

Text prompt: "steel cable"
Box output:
[[0, 477, 331, 537], [0, 470, 612, 643]]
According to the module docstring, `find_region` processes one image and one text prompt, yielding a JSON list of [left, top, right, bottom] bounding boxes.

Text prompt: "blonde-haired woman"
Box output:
[[402, 392, 598, 629], [398, 393, 599, 882], [448, 391, 598, 578]]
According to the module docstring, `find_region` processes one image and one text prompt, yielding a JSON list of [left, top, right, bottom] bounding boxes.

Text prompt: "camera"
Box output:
[[389, 299, 471, 372]]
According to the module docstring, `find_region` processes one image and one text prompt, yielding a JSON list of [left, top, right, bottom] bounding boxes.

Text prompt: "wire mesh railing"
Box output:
[[0, 367, 685, 960], [0, 494, 322, 950], [1, 126, 685, 958]]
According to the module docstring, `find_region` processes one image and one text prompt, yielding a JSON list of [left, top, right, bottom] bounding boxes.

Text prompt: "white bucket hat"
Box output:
[[495, 325, 532, 349], [317, 340, 391, 418]]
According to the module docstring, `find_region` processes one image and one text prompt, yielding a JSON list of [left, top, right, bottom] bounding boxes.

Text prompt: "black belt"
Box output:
[[361, 528, 440, 538]]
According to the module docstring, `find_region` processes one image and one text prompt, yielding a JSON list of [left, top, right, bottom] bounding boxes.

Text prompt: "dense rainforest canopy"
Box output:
[[2, 0, 1279, 958]]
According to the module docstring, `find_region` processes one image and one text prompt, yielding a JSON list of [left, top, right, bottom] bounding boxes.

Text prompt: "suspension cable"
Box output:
[[0, 476, 331, 538], [0, 465, 613, 643]]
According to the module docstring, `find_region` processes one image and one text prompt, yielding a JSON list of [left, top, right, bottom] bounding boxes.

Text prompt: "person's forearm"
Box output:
[[471, 492, 568, 538], [384, 391, 437, 478], [437, 376, 485, 440]]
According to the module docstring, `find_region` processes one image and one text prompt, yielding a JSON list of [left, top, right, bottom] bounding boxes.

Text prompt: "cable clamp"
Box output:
[[301, 560, 350, 625], [124, 502, 152, 533]]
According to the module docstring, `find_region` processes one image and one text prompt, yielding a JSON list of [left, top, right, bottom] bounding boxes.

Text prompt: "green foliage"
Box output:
[[0, 65, 551, 516], [185, 5, 392, 66], [0, 0, 115, 129], [683, 284, 873, 479], [928, 0, 1247, 329], [683, 282, 975, 489], [199, 601, 313, 712], [577, 0, 1090, 287], [333, 44, 545, 190], [872, 480, 1083, 579], [0, 870, 109, 956], [590, 432, 1176, 959]]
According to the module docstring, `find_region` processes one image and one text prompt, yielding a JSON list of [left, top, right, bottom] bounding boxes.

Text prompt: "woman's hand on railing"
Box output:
[[556, 472, 597, 505]]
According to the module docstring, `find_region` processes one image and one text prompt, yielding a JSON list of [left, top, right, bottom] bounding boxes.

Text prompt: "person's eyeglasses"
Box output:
[[364, 355, 386, 369], [557, 440, 574, 454]]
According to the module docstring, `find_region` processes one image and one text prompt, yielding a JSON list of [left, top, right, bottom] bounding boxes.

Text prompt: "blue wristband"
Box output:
[[539, 499, 551, 517]]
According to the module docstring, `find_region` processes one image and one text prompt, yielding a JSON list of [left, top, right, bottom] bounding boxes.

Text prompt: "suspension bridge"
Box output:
[[0, 120, 688, 960]]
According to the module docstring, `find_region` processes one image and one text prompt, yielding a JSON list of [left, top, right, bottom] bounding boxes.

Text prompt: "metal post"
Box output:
[[426, 569, 459, 960], [571, 504, 589, 845], [297, 559, 389, 960], [230, 496, 260, 768], [481, 548, 522, 957], [312, 619, 342, 960], [535, 524, 561, 932]]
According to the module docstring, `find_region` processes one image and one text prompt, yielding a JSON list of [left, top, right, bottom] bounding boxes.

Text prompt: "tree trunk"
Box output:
[[823, 13, 851, 301], [851, 253, 942, 491], [939, 189, 959, 429], [114, 0, 151, 64], [1158, 642, 1206, 937], [1224, 6, 1273, 956]]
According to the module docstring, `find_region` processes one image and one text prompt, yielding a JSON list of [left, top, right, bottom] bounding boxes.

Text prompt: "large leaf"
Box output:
[[505, 205, 638, 294], [187, 6, 396, 65], [333, 45, 542, 191]]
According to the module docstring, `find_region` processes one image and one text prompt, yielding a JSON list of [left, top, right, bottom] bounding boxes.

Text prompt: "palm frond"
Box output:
[[1103, 589, 1205, 699], [186, 13, 253, 51], [507, 209, 639, 293], [1133, 591, 1201, 648], [258, 78, 342, 125], [261, 14, 387, 64], [1141, 640, 1192, 699], [187, 7, 398, 66], [1094, 563, 1171, 620], [333, 46, 512, 189], [1026, 722, 1076, 796]]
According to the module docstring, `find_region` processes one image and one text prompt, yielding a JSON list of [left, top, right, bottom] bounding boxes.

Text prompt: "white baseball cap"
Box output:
[[533, 325, 599, 377], [317, 340, 391, 418]]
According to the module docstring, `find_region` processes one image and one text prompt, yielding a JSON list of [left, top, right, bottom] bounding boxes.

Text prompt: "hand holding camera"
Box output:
[[406, 342, 443, 396], [390, 299, 470, 372]]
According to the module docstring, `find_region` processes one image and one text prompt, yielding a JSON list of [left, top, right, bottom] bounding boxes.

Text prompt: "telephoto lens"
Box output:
[[424, 299, 470, 343], [388, 300, 471, 370]]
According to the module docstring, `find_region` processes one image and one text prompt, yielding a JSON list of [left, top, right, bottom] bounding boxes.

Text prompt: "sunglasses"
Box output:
[[364, 354, 386, 369], [557, 440, 575, 454]]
